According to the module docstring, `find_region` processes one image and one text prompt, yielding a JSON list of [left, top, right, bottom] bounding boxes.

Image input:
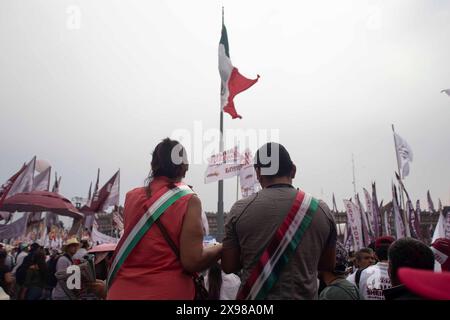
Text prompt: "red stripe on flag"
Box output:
[[224, 68, 259, 119]]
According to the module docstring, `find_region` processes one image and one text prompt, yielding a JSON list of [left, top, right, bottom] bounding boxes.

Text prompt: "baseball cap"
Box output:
[[398, 267, 450, 300]]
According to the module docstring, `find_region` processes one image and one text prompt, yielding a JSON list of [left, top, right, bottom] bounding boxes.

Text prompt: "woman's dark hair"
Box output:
[[31, 248, 48, 281], [207, 262, 222, 300], [145, 138, 188, 197]]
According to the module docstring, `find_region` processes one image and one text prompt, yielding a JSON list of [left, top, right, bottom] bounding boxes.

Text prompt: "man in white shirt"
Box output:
[[358, 236, 395, 300], [347, 247, 375, 288]]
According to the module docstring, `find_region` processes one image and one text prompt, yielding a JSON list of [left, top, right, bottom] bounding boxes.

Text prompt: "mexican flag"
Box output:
[[219, 20, 259, 119]]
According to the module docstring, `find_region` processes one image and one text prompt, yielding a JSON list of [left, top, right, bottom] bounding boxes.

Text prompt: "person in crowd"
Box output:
[[358, 236, 394, 300], [51, 238, 80, 300], [346, 247, 375, 288], [383, 238, 435, 300], [222, 142, 337, 300], [3, 246, 15, 271], [21, 247, 48, 300], [14, 242, 41, 300], [319, 242, 361, 300], [12, 243, 29, 275], [107, 138, 222, 300], [72, 240, 90, 264], [0, 250, 14, 296], [430, 238, 450, 271], [204, 261, 241, 300]]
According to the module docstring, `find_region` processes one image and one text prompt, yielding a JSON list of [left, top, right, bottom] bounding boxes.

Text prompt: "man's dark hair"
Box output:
[[254, 142, 293, 177], [81, 240, 89, 249], [355, 248, 374, 261], [374, 236, 395, 261], [388, 238, 435, 284]]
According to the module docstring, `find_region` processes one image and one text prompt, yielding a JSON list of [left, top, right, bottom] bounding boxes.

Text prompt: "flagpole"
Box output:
[[392, 124, 410, 237], [216, 6, 225, 242], [352, 153, 357, 196]]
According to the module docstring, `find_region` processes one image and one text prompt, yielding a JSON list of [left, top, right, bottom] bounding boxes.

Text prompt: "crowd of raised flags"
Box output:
[[0, 157, 122, 247]]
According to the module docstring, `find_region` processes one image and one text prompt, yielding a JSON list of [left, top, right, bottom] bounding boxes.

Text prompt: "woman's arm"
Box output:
[[180, 195, 222, 273]]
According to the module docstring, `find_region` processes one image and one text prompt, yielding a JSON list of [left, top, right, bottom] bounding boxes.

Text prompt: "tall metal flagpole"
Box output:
[[217, 7, 225, 242], [352, 153, 357, 196], [392, 124, 411, 237]]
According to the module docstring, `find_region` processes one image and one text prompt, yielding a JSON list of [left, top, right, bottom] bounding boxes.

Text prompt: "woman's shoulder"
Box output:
[[125, 187, 147, 203]]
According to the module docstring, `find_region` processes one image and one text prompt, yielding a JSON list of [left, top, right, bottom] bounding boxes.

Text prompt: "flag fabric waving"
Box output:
[[394, 132, 413, 178], [219, 14, 259, 119]]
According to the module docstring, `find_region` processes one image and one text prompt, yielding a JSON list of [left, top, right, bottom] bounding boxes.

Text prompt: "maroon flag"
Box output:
[[0, 157, 36, 222], [84, 170, 120, 213], [372, 182, 382, 238], [0, 164, 27, 220], [83, 169, 100, 230]]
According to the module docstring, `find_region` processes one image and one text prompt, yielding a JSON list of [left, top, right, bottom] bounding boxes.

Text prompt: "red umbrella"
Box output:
[[0, 191, 83, 219]]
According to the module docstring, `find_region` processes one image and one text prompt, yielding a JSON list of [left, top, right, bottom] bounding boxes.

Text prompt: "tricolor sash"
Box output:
[[106, 184, 194, 288], [236, 190, 319, 300]]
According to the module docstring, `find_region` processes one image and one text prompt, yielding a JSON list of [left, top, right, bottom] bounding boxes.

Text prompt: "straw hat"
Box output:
[[64, 238, 80, 247]]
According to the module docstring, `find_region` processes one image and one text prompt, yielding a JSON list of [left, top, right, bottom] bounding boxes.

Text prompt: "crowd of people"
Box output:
[[1, 138, 449, 300]]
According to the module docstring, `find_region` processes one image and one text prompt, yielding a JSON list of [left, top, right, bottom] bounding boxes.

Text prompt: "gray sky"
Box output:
[[1, 0, 450, 219]]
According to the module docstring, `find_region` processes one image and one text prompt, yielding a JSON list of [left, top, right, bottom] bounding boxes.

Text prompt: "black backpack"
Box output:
[[47, 254, 72, 288], [15, 255, 32, 286]]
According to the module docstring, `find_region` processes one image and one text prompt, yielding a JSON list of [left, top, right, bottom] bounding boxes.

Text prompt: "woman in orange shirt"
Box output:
[[107, 138, 222, 300]]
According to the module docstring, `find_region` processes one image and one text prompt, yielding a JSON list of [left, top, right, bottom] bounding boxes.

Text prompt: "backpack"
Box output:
[[15, 255, 31, 286], [355, 267, 366, 289], [47, 254, 72, 288]]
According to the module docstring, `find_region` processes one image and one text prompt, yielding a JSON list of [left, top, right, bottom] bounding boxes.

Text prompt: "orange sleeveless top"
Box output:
[[107, 177, 195, 300]]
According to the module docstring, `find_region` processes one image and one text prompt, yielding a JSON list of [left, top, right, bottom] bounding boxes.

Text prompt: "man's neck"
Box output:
[[261, 177, 293, 188]]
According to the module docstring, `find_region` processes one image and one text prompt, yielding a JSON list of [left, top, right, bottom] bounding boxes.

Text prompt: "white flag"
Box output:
[[363, 188, 376, 237], [204, 146, 242, 184], [33, 166, 51, 191], [8, 157, 36, 196], [239, 149, 261, 198], [343, 199, 364, 251], [394, 133, 413, 177], [101, 171, 120, 212], [392, 186, 406, 239], [92, 224, 119, 244]]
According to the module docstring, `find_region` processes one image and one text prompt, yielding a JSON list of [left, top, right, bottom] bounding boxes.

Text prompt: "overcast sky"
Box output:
[[1, 0, 449, 220]]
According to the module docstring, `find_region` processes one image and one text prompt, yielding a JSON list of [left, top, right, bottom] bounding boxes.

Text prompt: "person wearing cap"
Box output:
[[383, 238, 435, 300], [319, 242, 361, 300], [51, 238, 80, 300], [430, 238, 450, 272], [72, 240, 91, 265], [222, 142, 337, 300], [357, 236, 395, 300]]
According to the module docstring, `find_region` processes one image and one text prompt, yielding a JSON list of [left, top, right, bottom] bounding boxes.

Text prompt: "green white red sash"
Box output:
[[236, 190, 319, 300], [106, 184, 194, 289]]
